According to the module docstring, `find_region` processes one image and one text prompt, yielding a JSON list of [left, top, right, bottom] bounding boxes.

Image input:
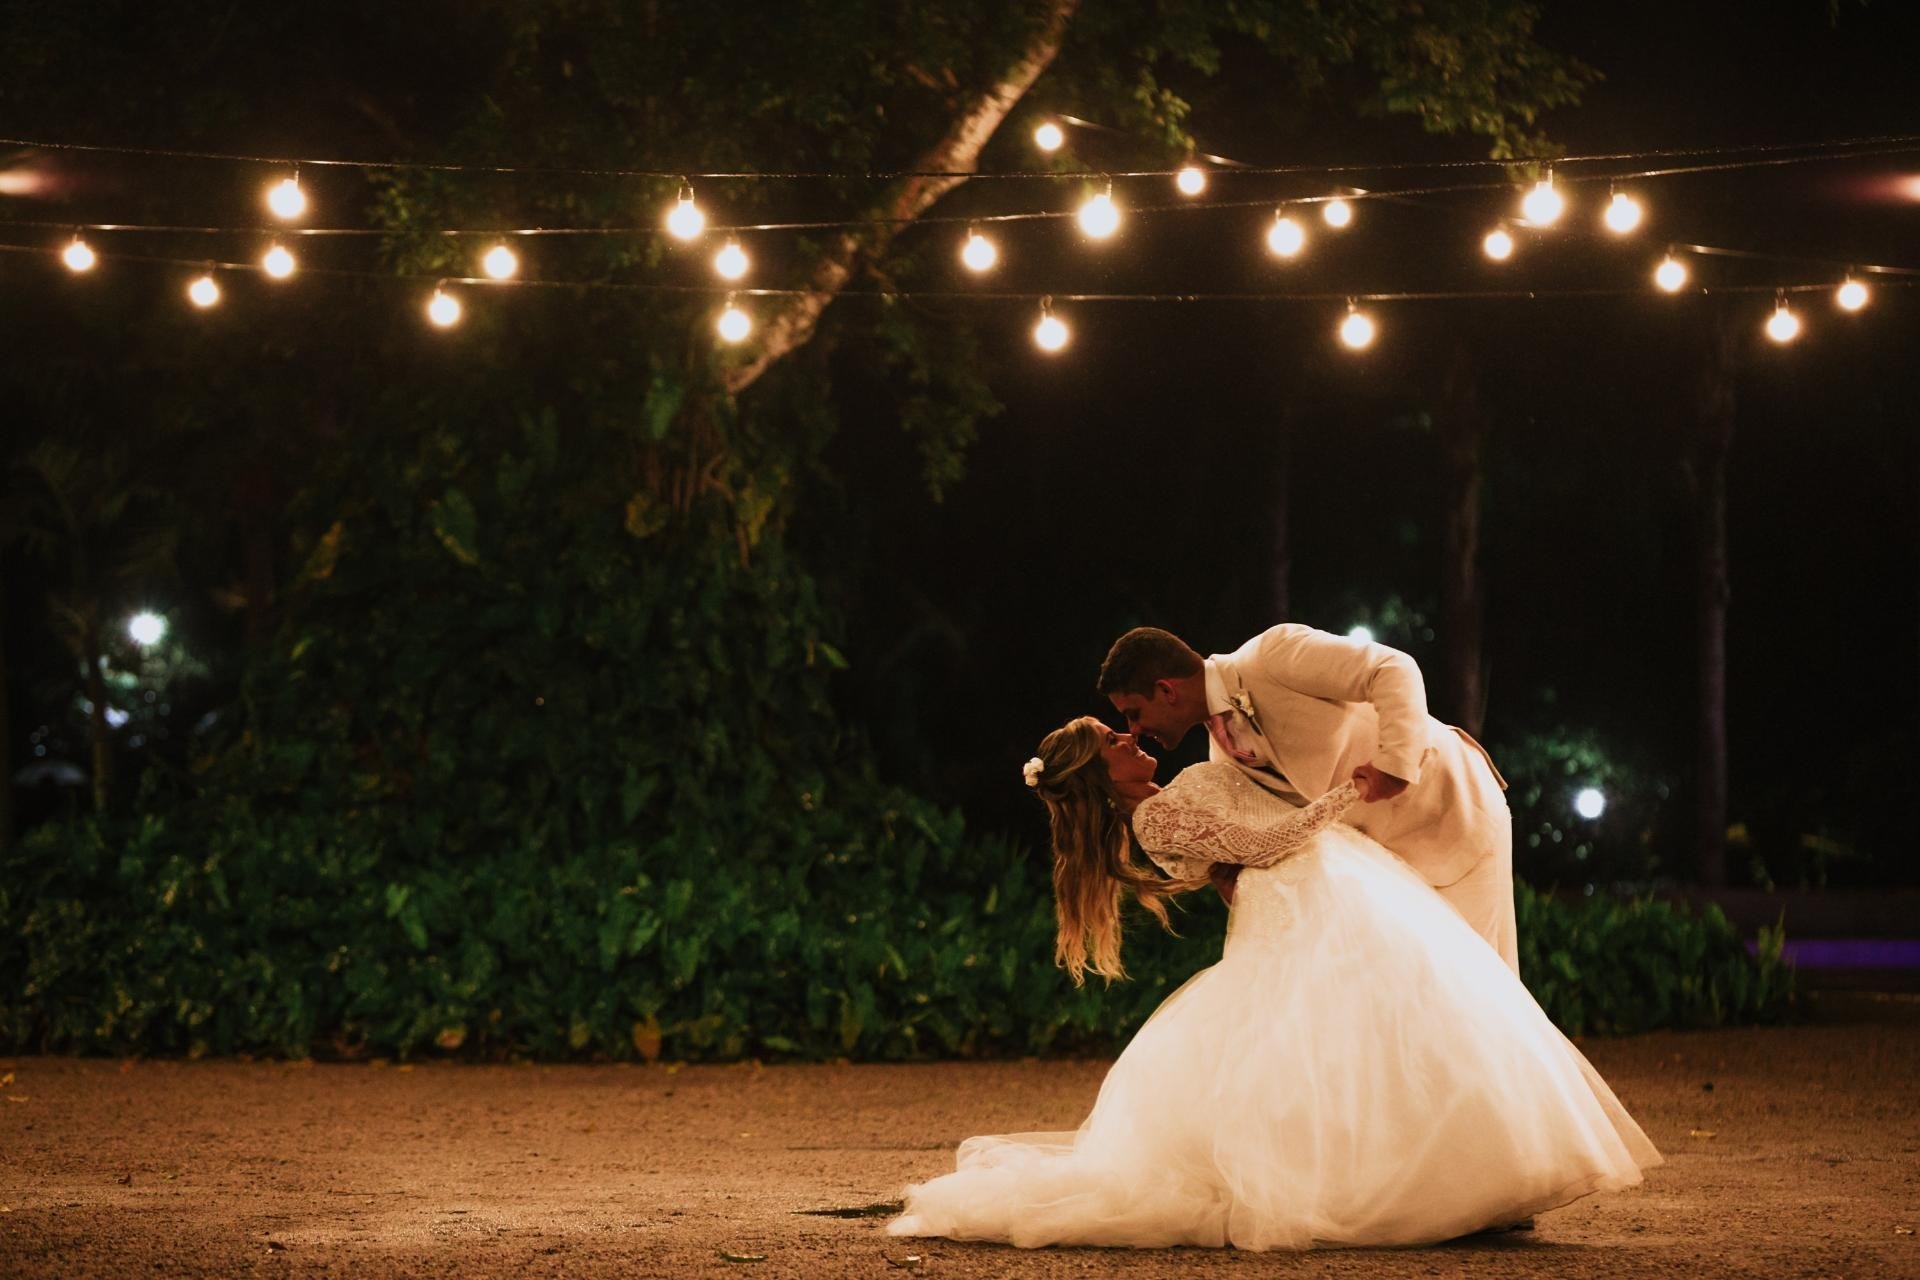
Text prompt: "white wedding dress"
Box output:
[[888, 761, 1662, 1250]]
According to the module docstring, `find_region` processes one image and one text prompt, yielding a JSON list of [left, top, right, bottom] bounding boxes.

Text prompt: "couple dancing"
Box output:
[[889, 623, 1661, 1250]]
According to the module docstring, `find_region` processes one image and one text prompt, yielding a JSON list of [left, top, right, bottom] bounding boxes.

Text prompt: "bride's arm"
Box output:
[[1133, 781, 1361, 870]]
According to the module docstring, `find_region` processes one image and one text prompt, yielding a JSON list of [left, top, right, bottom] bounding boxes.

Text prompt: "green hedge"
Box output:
[[1, 808, 1792, 1061]]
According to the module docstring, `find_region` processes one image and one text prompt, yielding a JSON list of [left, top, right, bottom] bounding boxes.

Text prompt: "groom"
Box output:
[[1098, 624, 1518, 972]]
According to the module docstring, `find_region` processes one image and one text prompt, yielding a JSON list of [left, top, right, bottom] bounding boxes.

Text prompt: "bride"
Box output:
[[887, 715, 1662, 1250]]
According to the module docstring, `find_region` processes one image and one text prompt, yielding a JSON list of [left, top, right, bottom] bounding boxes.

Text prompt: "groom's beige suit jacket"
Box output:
[[1208, 624, 1510, 888]]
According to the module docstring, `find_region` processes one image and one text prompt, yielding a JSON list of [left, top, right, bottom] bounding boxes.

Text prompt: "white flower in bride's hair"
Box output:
[[1022, 757, 1046, 788]]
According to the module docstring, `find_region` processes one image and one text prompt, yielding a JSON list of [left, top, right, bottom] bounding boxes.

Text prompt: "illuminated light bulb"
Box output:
[[261, 244, 297, 279], [128, 612, 167, 646], [716, 299, 752, 344], [1032, 301, 1070, 353], [1338, 304, 1375, 351], [266, 175, 307, 221], [482, 243, 519, 280], [1574, 787, 1606, 820], [1765, 299, 1800, 344], [1077, 188, 1120, 240], [960, 228, 998, 273], [665, 186, 706, 241], [1482, 228, 1515, 261], [1654, 254, 1688, 292], [1033, 120, 1065, 152], [187, 273, 221, 308], [713, 239, 750, 281], [1836, 277, 1870, 312], [62, 235, 97, 273], [1347, 625, 1374, 644], [426, 288, 463, 328], [1175, 164, 1207, 196], [1603, 191, 1643, 234], [1266, 213, 1305, 258], [1322, 198, 1354, 229], [1520, 175, 1564, 226]]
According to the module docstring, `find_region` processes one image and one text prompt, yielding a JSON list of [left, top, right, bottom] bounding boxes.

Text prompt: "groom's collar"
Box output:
[[1202, 657, 1233, 717]]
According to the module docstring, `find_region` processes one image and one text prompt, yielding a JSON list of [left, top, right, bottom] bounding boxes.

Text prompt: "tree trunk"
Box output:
[[84, 624, 110, 814], [1690, 311, 1739, 887], [1270, 406, 1294, 622], [721, 0, 1080, 396], [1439, 342, 1488, 738]]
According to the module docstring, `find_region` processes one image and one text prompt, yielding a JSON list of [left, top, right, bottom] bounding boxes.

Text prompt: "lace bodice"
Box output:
[[1131, 763, 1361, 882]]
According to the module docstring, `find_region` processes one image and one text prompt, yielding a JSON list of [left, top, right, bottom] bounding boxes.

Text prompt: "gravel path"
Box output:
[[2, 1024, 1915, 1278]]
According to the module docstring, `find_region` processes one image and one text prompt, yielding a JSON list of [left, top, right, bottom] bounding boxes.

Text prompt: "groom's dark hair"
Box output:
[[1097, 627, 1204, 698]]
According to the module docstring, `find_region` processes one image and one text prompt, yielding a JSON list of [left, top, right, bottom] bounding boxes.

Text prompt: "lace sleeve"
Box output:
[[1133, 780, 1361, 870]]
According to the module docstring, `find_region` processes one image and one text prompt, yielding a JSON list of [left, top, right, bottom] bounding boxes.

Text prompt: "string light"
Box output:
[[1175, 164, 1207, 196], [261, 243, 296, 279], [1482, 227, 1515, 261], [1266, 212, 1305, 258], [1654, 252, 1689, 292], [61, 233, 96, 273], [1836, 275, 1871, 311], [426, 285, 462, 328], [1077, 185, 1120, 240], [1603, 189, 1644, 234], [713, 239, 750, 281], [1322, 198, 1354, 229], [1338, 300, 1376, 350], [1032, 297, 1069, 353], [1765, 291, 1800, 343], [481, 243, 520, 279], [665, 182, 706, 241], [186, 271, 220, 308], [265, 173, 307, 221], [1520, 171, 1565, 227], [960, 225, 998, 272], [716, 295, 752, 343], [1033, 121, 1065, 153]]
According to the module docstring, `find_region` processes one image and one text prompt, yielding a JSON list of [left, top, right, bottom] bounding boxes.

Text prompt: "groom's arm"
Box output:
[[1252, 624, 1432, 784]]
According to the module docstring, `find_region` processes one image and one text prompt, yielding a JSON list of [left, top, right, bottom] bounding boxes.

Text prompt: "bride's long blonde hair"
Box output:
[[1028, 716, 1201, 985]]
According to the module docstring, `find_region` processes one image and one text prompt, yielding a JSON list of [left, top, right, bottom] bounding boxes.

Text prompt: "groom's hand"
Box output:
[[1208, 863, 1241, 906], [1352, 763, 1409, 803]]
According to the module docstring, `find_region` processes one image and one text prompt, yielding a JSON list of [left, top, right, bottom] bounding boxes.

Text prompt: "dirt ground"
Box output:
[[2, 1023, 1916, 1280]]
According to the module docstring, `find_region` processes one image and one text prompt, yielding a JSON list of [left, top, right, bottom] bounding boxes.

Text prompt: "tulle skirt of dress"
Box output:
[[888, 825, 1663, 1250]]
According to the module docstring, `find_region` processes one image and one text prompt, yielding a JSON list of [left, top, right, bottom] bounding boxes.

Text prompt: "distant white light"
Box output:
[[481, 243, 519, 279], [1654, 254, 1688, 292], [1482, 228, 1514, 261], [1322, 198, 1354, 228], [1033, 121, 1065, 153], [1175, 165, 1207, 196], [187, 273, 221, 308], [1603, 191, 1644, 234], [1575, 787, 1606, 820], [62, 236, 97, 273], [128, 612, 167, 646], [1347, 625, 1374, 644], [105, 706, 131, 729]]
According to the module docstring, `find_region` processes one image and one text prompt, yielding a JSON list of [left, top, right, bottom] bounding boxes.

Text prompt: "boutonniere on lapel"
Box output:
[[1226, 689, 1259, 726]]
